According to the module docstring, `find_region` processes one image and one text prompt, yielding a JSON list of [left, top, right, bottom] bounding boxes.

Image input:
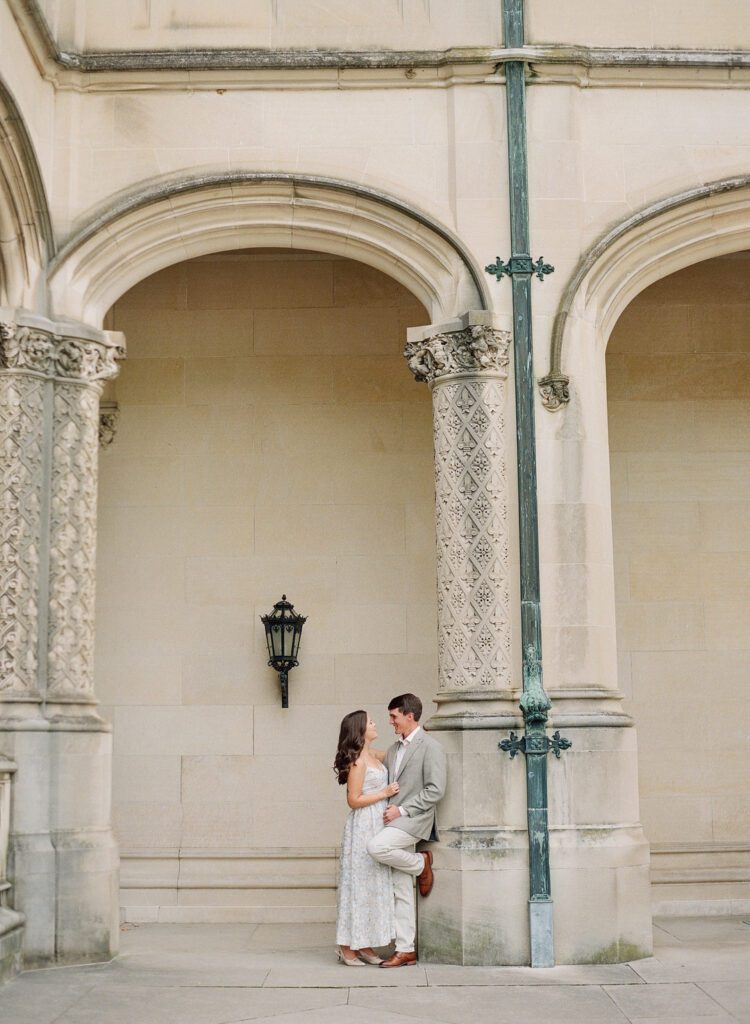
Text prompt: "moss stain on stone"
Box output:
[[578, 940, 650, 964]]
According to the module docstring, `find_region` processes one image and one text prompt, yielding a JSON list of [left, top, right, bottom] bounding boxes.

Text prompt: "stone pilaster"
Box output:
[[405, 314, 517, 726]]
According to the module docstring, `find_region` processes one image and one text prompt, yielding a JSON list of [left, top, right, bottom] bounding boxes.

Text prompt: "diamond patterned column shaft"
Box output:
[[404, 323, 512, 698]]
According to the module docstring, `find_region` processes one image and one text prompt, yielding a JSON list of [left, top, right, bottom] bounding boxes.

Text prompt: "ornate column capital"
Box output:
[[0, 313, 125, 385], [404, 321, 511, 385]]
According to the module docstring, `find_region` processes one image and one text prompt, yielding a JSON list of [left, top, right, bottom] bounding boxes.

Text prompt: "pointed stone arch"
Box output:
[[540, 175, 750, 409], [47, 172, 489, 326], [0, 76, 53, 308]]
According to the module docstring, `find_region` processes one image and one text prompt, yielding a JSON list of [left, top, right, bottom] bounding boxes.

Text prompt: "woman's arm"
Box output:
[[346, 759, 398, 809]]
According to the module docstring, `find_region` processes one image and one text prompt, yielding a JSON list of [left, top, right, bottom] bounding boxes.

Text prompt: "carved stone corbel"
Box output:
[[98, 402, 119, 449], [538, 372, 570, 411]]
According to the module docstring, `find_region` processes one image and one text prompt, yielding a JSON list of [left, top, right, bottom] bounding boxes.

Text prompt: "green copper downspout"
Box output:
[[486, 0, 570, 968]]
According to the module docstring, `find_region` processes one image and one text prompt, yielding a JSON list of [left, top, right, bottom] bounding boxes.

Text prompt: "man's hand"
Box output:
[[383, 806, 400, 824]]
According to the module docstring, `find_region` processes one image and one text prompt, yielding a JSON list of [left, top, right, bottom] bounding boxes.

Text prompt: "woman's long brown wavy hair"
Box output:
[[333, 709, 367, 785]]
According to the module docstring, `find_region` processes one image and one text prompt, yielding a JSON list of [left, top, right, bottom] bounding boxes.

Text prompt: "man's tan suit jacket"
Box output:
[[385, 729, 447, 842]]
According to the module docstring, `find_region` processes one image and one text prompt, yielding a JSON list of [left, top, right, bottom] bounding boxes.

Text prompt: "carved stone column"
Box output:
[[45, 335, 122, 719], [404, 312, 531, 965], [0, 311, 123, 966], [0, 323, 46, 718], [0, 319, 52, 963], [404, 313, 516, 726]]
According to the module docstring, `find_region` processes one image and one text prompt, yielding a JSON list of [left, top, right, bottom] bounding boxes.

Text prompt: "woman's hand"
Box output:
[[384, 781, 400, 797]]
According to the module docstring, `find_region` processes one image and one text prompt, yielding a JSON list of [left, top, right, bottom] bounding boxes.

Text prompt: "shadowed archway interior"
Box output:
[[607, 251, 750, 913], [97, 247, 437, 923]]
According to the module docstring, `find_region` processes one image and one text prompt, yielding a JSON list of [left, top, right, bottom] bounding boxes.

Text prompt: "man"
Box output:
[[366, 693, 447, 968]]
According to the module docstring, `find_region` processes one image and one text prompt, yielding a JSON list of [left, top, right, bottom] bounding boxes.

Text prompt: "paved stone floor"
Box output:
[[1, 916, 749, 1024]]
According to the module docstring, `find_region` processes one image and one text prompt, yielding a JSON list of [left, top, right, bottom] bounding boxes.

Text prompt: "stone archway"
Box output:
[[606, 251, 750, 916], [0, 173, 499, 968], [531, 181, 750, 936], [0, 75, 52, 309], [47, 172, 489, 327], [541, 175, 750, 406]]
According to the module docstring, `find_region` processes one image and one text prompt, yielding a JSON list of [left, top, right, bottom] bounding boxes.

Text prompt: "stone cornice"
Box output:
[[7, 1, 750, 88], [0, 315, 124, 384], [55, 46, 750, 75], [405, 324, 511, 384]]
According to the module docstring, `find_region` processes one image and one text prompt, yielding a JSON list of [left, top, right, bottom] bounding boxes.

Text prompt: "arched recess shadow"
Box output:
[[540, 175, 750, 409], [0, 75, 53, 308], [48, 172, 490, 327]]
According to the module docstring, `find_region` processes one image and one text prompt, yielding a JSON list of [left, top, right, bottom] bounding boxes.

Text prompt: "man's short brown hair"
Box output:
[[388, 693, 422, 721]]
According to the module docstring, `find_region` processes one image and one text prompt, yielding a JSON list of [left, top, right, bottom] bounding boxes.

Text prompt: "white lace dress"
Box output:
[[336, 763, 395, 949]]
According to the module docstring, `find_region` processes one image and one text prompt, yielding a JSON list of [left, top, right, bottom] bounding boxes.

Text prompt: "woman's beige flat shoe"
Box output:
[[337, 946, 365, 966], [357, 951, 384, 965]]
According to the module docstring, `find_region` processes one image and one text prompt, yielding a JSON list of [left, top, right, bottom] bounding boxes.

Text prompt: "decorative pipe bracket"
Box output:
[[499, 730, 572, 760], [485, 255, 555, 283]]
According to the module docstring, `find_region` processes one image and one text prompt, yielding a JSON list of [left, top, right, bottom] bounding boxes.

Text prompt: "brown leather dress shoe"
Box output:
[[380, 951, 417, 968], [417, 850, 434, 897]]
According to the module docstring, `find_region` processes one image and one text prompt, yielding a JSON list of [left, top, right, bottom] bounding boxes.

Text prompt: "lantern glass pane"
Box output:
[[264, 629, 274, 660], [271, 623, 283, 659], [282, 623, 293, 658], [291, 626, 302, 660]]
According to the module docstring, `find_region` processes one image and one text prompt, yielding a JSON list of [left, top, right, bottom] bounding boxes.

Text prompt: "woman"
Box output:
[[333, 709, 398, 966]]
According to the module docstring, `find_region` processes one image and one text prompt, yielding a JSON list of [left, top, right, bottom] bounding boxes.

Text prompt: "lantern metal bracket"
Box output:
[[499, 730, 572, 760], [279, 670, 289, 709]]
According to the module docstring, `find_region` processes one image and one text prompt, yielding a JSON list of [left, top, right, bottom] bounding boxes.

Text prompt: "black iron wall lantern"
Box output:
[[260, 595, 307, 708]]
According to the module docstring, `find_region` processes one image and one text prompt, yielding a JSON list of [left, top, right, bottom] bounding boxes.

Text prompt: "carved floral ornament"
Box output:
[[0, 320, 123, 384], [404, 325, 511, 384]]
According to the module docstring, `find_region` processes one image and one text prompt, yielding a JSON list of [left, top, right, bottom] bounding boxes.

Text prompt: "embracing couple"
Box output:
[[333, 693, 447, 968]]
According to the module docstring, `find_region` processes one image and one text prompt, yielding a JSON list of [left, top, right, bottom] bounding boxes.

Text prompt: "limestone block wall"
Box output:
[[96, 251, 435, 922], [608, 252, 750, 914], [34, 0, 502, 52], [527, 0, 750, 48], [30, 0, 750, 53]]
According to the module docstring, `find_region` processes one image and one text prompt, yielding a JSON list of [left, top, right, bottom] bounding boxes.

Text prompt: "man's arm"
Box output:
[[399, 740, 446, 817]]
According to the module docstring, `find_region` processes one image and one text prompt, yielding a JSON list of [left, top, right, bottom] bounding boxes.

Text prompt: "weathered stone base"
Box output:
[[53, 830, 119, 963], [418, 723, 653, 965], [417, 827, 531, 965], [3, 719, 119, 967], [0, 908, 24, 984]]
